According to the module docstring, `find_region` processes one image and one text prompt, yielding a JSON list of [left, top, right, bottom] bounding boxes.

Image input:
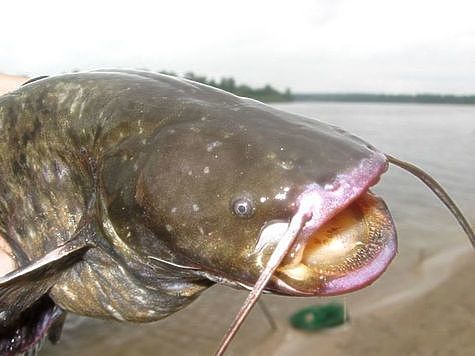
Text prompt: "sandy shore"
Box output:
[[39, 245, 475, 356], [253, 250, 475, 356]]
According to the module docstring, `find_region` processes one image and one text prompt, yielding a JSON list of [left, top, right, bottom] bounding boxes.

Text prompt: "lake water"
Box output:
[[43, 102, 475, 355]]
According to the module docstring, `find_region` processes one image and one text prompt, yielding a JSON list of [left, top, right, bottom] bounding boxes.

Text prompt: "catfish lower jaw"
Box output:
[[273, 192, 397, 296]]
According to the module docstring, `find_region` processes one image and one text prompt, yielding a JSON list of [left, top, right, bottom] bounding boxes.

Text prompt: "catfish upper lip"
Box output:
[[282, 155, 389, 262]]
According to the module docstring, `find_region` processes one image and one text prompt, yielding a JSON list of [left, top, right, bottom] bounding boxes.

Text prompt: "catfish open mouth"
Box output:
[[256, 155, 397, 296], [274, 191, 397, 296]]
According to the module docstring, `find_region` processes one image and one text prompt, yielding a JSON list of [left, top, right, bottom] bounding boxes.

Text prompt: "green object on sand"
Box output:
[[289, 303, 347, 331]]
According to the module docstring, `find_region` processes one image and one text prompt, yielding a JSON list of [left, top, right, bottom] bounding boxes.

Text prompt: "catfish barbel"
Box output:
[[0, 70, 473, 355]]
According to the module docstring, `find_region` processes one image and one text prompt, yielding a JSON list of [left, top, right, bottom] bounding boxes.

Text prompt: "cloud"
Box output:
[[1, 0, 474, 93]]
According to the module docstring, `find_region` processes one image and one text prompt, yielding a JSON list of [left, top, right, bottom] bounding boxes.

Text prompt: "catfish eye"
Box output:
[[231, 197, 255, 218]]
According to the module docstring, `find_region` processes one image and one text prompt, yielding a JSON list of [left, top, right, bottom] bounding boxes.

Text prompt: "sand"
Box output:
[[36, 245, 475, 356], [253, 250, 475, 356]]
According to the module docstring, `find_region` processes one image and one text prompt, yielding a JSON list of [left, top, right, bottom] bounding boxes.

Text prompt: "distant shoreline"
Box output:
[[3, 71, 475, 105], [293, 93, 475, 105]]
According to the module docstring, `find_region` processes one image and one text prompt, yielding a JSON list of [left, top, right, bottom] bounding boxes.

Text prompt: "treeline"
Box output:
[[161, 71, 293, 103], [294, 93, 475, 105]]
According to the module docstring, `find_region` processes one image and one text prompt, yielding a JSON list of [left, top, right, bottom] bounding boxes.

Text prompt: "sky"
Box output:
[[1, 0, 475, 94]]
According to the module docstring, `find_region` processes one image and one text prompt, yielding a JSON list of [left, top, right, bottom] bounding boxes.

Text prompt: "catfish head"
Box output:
[[1, 71, 472, 355], [135, 93, 396, 296]]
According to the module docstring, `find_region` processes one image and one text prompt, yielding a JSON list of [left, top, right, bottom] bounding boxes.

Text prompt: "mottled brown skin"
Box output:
[[0, 70, 383, 329]]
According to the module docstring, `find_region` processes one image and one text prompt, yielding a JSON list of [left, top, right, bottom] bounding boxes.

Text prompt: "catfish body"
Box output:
[[0, 71, 221, 351], [0, 70, 393, 354], [0, 73, 219, 321]]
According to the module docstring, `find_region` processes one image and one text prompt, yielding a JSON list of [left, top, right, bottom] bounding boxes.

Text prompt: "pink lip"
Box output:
[[285, 154, 389, 263], [320, 234, 397, 295]]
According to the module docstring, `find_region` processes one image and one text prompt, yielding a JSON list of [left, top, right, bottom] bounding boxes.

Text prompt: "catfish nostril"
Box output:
[[302, 209, 313, 221]]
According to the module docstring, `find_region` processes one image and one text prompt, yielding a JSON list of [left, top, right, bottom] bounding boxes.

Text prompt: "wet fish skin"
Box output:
[[0, 72, 219, 324], [0, 70, 385, 327]]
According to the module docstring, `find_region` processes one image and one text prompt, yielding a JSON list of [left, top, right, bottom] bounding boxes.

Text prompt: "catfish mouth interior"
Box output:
[[273, 191, 397, 296], [258, 157, 397, 296]]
